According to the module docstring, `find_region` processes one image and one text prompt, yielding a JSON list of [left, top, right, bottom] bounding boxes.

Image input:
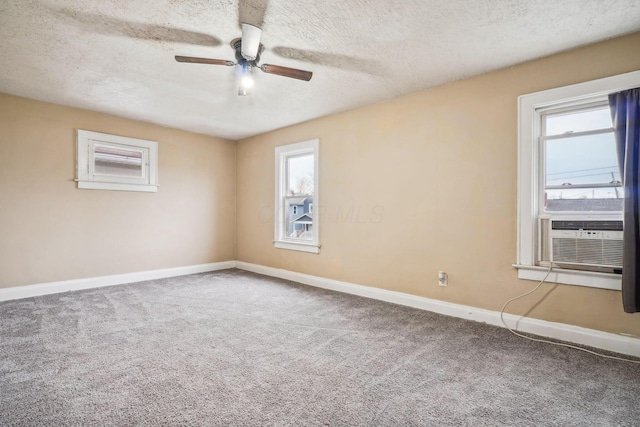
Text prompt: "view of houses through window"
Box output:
[[284, 153, 314, 239], [274, 138, 319, 253]]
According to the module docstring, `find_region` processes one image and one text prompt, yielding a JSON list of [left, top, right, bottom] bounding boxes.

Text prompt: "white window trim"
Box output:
[[515, 70, 640, 290], [274, 139, 320, 254], [76, 130, 158, 193]]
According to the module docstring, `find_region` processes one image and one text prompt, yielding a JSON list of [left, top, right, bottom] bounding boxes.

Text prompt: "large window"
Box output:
[[274, 139, 319, 253], [76, 130, 158, 192], [516, 70, 640, 290]]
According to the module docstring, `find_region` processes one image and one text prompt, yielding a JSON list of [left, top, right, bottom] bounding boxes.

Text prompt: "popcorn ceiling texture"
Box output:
[[1, 1, 639, 140], [1, 269, 639, 425]]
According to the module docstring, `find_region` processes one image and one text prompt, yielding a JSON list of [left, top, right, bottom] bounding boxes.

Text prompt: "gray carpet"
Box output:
[[1, 269, 639, 426]]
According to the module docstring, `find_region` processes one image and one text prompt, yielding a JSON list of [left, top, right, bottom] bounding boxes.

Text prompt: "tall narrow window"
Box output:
[[274, 139, 319, 253]]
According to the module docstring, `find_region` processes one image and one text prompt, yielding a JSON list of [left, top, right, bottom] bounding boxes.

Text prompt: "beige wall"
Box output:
[[0, 94, 236, 287], [237, 32, 640, 336], [2, 33, 638, 336]]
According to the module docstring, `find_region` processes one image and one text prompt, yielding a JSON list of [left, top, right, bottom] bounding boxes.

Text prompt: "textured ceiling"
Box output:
[[1, 1, 639, 140]]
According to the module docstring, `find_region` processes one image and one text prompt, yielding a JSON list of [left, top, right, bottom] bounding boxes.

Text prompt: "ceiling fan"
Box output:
[[175, 23, 313, 96]]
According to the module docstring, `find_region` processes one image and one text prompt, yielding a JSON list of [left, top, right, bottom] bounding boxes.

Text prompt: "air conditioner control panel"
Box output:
[[550, 229, 623, 240]]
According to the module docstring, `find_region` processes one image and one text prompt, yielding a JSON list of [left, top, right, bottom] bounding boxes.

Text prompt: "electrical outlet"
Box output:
[[438, 271, 448, 287]]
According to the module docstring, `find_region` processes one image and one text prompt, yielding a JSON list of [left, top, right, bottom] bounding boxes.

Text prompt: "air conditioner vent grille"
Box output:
[[551, 220, 623, 231], [544, 217, 624, 271], [551, 238, 623, 268]]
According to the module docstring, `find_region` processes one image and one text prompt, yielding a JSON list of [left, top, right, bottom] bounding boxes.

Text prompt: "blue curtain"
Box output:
[[609, 88, 640, 313]]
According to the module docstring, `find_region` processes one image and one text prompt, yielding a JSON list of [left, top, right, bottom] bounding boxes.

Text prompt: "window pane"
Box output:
[[284, 196, 314, 240], [545, 189, 623, 212], [545, 134, 619, 186], [286, 154, 314, 196], [544, 132, 621, 212], [544, 106, 612, 136], [94, 145, 143, 178]]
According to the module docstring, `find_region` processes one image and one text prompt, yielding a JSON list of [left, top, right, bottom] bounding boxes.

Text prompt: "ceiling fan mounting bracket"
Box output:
[[231, 38, 263, 65]]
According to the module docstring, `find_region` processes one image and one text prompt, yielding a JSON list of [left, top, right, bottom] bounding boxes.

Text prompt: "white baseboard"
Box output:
[[0, 261, 236, 302], [3, 260, 637, 357], [235, 261, 640, 358]]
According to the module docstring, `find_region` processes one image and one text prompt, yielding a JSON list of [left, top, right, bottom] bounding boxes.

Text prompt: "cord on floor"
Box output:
[[500, 266, 640, 364]]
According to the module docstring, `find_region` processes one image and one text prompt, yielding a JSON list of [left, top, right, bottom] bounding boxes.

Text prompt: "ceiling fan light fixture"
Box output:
[[237, 61, 254, 96], [175, 22, 313, 95]]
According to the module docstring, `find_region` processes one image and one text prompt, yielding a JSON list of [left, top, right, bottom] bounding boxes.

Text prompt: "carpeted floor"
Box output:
[[1, 268, 639, 426]]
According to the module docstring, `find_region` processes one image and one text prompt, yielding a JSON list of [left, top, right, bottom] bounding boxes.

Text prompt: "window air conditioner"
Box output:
[[545, 218, 623, 272]]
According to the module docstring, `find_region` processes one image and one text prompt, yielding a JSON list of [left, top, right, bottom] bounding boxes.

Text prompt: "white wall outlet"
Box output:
[[438, 271, 448, 287]]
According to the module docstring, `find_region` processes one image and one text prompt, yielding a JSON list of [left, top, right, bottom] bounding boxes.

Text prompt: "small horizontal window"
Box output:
[[76, 130, 158, 193]]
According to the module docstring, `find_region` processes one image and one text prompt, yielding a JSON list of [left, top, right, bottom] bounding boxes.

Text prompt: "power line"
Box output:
[[547, 165, 618, 176], [547, 172, 620, 182]]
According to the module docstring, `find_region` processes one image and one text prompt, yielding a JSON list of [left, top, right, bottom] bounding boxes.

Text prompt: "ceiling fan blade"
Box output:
[[260, 64, 313, 81], [55, 8, 223, 47], [272, 46, 384, 75], [175, 56, 235, 66], [241, 23, 262, 60]]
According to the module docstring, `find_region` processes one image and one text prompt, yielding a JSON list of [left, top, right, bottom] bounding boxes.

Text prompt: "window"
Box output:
[[541, 103, 621, 213], [516, 70, 640, 290], [274, 139, 319, 253], [76, 130, 158, 192]]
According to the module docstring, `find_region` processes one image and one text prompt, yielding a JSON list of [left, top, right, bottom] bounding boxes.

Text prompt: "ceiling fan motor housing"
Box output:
[[232, 38, 262, 66]]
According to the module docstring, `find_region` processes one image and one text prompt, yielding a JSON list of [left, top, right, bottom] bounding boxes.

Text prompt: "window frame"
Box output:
[[76, 130, 158, 193], [515, 70, 640, 290], [274, 139, 320, 254]]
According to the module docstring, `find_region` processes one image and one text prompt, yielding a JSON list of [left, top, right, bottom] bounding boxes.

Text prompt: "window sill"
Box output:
[[274, 240, 320, 254], [76, 180, 158, 193], [513, 264, 621, 291]]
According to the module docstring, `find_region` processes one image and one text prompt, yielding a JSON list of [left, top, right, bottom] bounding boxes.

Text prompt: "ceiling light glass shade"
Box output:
[[240, 75, 254, 89], [236, 61, 254, 96], [238, 74, 254, 96]]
